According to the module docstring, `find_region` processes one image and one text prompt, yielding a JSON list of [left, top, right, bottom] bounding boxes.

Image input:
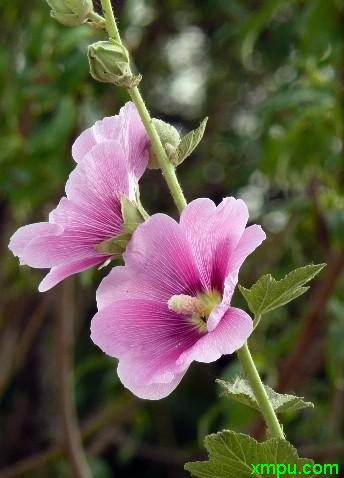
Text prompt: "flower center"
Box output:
[[167, 290, 221, 333]]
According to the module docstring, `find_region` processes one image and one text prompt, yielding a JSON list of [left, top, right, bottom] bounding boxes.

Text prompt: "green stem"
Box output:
[[253, 313, 261, 329], [237, 342, 285, 439], [100, 0, 187, 212]]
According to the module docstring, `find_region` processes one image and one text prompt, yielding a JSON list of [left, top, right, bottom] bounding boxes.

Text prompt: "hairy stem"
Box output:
[[100, 0, 187, 212], [237, 342, 285, 440]]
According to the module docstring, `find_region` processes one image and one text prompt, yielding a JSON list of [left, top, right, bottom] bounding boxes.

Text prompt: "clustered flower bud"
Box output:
[[46, 0, 94, 26], [88, 41, 142, 88]]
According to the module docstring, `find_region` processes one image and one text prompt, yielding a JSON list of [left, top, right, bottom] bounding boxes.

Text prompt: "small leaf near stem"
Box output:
[[172, 117, 208, 166], [217, 377, 314, 413], [239, 263, 326, 317], [99, 0, 187, 212], [88, 11, 106, 28]]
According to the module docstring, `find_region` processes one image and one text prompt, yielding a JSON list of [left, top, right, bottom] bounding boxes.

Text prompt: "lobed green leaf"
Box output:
[[185, 430, 315, 477], [239, 264, 325, 317]]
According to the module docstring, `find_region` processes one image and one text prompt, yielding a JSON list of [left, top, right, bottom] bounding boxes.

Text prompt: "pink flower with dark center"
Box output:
[[91, 197, 266, 400], [9, 103, 150, 292]]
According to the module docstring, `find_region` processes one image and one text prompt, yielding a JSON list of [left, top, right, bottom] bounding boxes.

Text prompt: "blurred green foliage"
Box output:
[[0, 0, 343, 477]]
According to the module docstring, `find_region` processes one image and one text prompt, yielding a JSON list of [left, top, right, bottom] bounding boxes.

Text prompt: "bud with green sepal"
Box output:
[[149, 119, 181, 169], [88, 40, 142, 88], [46, 0, 94, 26]]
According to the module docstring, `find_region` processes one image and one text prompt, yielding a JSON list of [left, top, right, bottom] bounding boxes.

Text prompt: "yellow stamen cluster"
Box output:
[[168, 290, 221, 333]]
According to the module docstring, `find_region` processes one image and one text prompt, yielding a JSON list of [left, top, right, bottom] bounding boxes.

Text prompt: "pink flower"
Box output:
[[9, 103, 150, 292], [91, 197, 266, 400]]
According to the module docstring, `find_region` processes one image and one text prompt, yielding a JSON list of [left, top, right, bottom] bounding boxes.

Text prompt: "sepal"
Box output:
[[96, 196, 146, 255], [46, 0, 93, 26], [120, 196, 146, 233]]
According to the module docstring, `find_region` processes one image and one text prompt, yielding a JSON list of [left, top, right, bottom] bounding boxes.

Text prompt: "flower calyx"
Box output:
[[96, 196, 146, 255], [150, 117, 208, 169], [149, 119, 181, 169]]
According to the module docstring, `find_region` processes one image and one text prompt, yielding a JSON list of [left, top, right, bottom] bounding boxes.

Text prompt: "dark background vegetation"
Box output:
[[0, 0, 343, 476]]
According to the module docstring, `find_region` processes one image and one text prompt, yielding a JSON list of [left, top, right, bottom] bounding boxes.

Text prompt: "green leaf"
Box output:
[[217, 377, 314, 414], [185, 430, 315, 477], [174, 117, 208, 166], [239, 263, 325, 316]]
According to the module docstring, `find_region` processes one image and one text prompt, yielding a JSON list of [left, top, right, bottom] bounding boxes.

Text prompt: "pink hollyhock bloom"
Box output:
[[9, 103, 149, 292], [91, 197, 266, 400]]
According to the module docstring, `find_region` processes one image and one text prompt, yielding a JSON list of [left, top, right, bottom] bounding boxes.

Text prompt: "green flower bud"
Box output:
[[149, 119, 181, 169], [46, 0, 93, 26], [88, 41, 142, 88]]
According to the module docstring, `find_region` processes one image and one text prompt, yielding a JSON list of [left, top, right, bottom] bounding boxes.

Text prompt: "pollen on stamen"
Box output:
[[167, 294, 205, 315]]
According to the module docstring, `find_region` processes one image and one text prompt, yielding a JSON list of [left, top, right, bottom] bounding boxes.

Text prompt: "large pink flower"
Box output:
[[91, 197, 266, 400], [9, 102, 150, 292]]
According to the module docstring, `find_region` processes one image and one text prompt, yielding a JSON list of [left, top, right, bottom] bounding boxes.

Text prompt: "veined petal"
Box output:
[[39, 256, 106, 292], [8, 222, 63, 264], [180, 197, 249, 291], [177, 307, 252, 367], [117, 102, 150, 180], [72, 102, 149, 181], [229, 224, 266, 271], [123, 213, 203, 299], [72, 110, 122, 163], [91, 299, 201, 399], [97, 266, 172, 310], [65, 140, 132, 206]]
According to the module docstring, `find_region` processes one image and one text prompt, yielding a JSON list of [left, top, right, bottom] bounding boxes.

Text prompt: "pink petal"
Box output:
[[180, 198, 249, 291], [207, 272, 238, 332], [117, 355, 187, 400], [71, 102, 149, 181], [72, 115, 121, 163], [91, 298, 201, 399], [8, 223, 63, 263], [118, 102, 150, 180], [207, 226, 265, 331], [65, 140, 132, 207], [123, 214, 203, 300], [39, 256, 106, 292], [177, 307, 253, 367], [18, 142, 131, 269], [97, 266, 171, 310], [229, 224, 266, 271]]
